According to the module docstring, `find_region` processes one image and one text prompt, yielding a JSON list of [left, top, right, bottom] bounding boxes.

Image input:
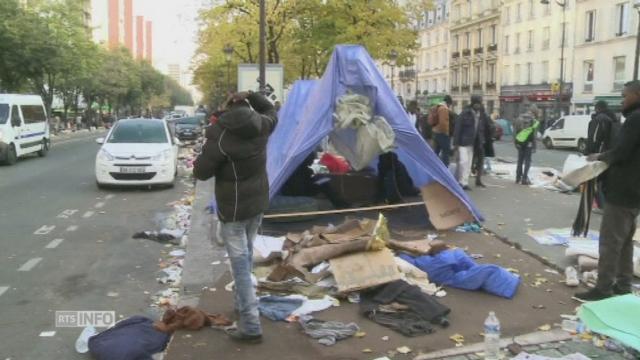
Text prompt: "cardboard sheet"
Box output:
[[330, 248, 401, 293], [421, 182, 475, 230]]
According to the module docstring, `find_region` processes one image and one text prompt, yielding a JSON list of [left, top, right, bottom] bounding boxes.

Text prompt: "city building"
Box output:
[[136, 15, 144, 60], [571, 0, 637, 115], [499, 0, 576, 125], [168, 64, 181, 85], [449, 0, 501, 114], [145, 20, 153, 64], [414, 0, 451, 109]]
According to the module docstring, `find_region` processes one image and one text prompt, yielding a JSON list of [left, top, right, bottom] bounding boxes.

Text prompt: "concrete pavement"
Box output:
[[0, 134, 190, 359]]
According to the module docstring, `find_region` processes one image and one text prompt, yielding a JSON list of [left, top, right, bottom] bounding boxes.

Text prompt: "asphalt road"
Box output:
[[0, 132, 189, 359], [493, 135, 581, 170]]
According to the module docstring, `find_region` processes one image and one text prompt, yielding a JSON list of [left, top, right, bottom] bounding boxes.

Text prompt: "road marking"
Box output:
[[95, 202, 105, 209], [18, 258, 42, 271], [0, 286, 8, 297], [34, 225, 56, 235], [105, 194, 115, 200], [39, 331, 56, 337], [57, 209, 79, 219], [66, 225, 79, 232], [82, 211, 95, 218], [45, 239, 64, 249]]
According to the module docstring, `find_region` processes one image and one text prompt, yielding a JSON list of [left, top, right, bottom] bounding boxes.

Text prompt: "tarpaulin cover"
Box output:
[[579, 294, 640, 351], [399, 249, 520, 299], [265, 45, 482, 221]]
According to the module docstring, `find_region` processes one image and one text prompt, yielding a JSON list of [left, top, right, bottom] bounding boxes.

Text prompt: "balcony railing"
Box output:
[[399, 69, 416, 82], [472, 83, 482, 90], [488, 44, 498, 52], [462, 49, 471, 56], [461, 85, 470, 91], [486, 82, 497, 89], [542, 40, 549, 50], [474, 47, 484, 54], [451, 86, 460, 92], [452, 51, 460, 59]]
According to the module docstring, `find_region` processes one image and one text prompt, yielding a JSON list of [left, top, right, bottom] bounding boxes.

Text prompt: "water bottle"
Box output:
[[484, 311, 501, 360]]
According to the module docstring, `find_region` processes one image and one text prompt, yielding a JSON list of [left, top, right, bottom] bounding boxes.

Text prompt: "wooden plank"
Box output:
[[263, 201, 424, 219]]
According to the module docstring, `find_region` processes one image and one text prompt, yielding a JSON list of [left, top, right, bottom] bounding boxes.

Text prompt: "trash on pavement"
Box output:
[[449, 333, 465, 346], [88, 316, 170, 360], [253, 235, 286, 259], [396, 346, 412, 354], [564, 267, 579, 287], [298, 315, 359, 346], [75, 326, 98, 353], [454, 222, 482, 233], [154, 306, 232, 332], [537, 324, 551, 331], [330, 248, 401, 293]]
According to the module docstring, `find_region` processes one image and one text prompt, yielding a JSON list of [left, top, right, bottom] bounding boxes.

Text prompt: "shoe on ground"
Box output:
[[515, 177, 522, 184], [572, 288, 612, 302], [475, 181, 487, 188], [462, 185, 472, 191], [521, 178, 532, 186], [565, 266, 579, 287], [613, 283, 631, 295], [225, 327, 263, 344]]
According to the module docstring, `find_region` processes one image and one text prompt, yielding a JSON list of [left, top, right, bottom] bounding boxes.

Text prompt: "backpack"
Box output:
[[427, 105, 440, 127]]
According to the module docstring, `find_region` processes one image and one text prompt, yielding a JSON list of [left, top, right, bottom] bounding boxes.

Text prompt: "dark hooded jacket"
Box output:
[[193, 93, 278, 222], [598, 102, 640, 209]]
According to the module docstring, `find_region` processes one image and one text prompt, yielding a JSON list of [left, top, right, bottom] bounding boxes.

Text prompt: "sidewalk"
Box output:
[[51, 128, 106, 144]]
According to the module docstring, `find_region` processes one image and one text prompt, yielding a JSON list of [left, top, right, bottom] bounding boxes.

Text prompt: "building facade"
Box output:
[[499, 0, 576, 125], [413, 0, 451, 109], [449, 0, 501, 114], [571, 0, 637, 115]]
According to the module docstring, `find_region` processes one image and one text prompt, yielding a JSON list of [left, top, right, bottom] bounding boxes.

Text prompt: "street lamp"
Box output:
[[633, 0, 640, 79], [223, 44, 234, 93], [541, 0, 567, 119], [389, 49, 398, 93]]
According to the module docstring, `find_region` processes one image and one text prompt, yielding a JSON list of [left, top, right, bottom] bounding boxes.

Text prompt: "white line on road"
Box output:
[[0, 286, 8, 297], [105, 194, 115, 200], [82, 211, 95, 218], [34, 225, 56, 235], [95, 202, 105, 209], [66, 225, 79, 232], [45, 239, 64, 249], [56, 209, 79, 219], [18, 258, 42, 272]]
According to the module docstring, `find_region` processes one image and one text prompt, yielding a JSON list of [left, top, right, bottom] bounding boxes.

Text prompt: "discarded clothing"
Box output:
[[258, 296, 304, 321], [132, 231, 180, 245], [298, 315, 359, 346], [394, 257, 439, 296], [360, 280, 450, 337], [291, 295, 337, 317], [154, 306, 232, 333], [400, 249, 521, 299], [579, 294, 640, 351], [88, 316, 170, 360], [455, 223, 481, 233]]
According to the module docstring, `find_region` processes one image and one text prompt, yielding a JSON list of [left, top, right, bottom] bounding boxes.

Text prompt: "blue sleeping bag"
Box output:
[[399, 249, 520, 299], [88, 316, 170, 360]]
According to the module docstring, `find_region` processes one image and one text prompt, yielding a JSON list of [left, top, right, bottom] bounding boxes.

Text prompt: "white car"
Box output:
[[95, 118, 179, 188]]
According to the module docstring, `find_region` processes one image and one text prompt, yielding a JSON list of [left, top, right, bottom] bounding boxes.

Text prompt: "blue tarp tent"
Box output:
[[266, 45, 483, 222]]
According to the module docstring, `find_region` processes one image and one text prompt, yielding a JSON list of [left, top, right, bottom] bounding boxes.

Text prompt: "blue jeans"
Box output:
[[219, 214, 263, 336], [433, 133, 451, 166]]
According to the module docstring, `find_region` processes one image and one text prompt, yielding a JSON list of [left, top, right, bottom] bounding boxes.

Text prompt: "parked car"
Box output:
[[0, 94, 50, 165], [542, 115, 590, 153], [174, 116, 205, 141], [95, 118, 179, 188]]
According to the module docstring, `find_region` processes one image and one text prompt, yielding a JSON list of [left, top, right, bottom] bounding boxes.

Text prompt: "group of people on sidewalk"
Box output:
[[190, 80, 639, 343]]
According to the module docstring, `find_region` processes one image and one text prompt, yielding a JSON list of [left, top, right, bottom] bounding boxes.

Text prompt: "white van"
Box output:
[[0, 94, 50, 165], [542, 115, 591, 153]]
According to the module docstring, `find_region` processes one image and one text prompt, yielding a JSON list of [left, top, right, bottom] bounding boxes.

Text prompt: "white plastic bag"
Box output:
[[559, 154, 608, 188]]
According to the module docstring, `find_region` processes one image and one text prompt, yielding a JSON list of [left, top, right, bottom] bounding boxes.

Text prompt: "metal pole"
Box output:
[[557, 2, 566, 118], [634, 9, 640, 80], [258, 0, 266, 93]]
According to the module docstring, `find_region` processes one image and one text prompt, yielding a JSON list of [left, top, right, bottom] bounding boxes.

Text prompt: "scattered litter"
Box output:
[[107, 292, 119, 298], [211, 261, 221, 265], [532, 305, 546, 310], [538, 324, 551, 331], [362, 348, 373, 353], [449, 333, 465, 346], [381, 336, 389, 341], [470, 253, 484, 259], [396, 346, 412, 354], [354, 331, 366, 338], [347, 293, 361, 304], [75, 326, 97, 354], [39, 331, 56, 337], [455, 223, 481, 233], [544, 269, 560, 275], [565, 267, 579, 287], [169, 250, 186, 257], [254, 235, 286, 258]]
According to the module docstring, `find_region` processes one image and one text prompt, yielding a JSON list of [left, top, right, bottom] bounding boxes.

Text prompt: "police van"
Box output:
[[0, 94, 50, 165]]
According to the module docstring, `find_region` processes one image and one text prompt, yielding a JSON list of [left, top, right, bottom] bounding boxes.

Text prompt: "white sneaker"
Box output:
[[565, 266, 579, 287]]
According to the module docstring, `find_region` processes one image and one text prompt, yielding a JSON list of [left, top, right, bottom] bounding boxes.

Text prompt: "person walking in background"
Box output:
[[453, 95, 488, 190], [574, 80, 640, 301], [481, 105, 496, 175], [431, 95, 453, 166], [193, 91, 278, 343], [513, 105, 540, 185]]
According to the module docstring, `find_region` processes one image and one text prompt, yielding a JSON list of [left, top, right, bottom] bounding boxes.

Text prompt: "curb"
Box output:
[[180, 178, 228, 301]]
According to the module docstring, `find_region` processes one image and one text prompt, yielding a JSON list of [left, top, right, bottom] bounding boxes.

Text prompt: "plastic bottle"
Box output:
[[484, 311, 501, 360]]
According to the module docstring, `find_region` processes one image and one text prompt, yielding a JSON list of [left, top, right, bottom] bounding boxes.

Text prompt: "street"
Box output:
[[0, 133, 190, 359]]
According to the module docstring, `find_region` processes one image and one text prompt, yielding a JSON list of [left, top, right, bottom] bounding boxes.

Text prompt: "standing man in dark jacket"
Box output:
[[453, 95, 488, 190], [193, 91, 277, 342], [586, 100, 619, 210], [574, 81, 640, 301]]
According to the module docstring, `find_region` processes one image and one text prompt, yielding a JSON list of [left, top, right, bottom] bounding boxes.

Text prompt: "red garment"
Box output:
[[320, 153, 350, 174]]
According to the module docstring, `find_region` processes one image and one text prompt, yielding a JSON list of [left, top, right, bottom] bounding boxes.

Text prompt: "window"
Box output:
[[504, 35, 510, 54], [526, 62, 533, 84], [465, 32, 470, 48], [503, 65, 510, 85], [442, 49, 447, 67], [615, 3, 630, 36], [11, 105, 21, 126], [550, 118, 565, 130], [613, 56, 626, 91], [20, 105, 46, 124], [442, 77, 447, 91], [462, 67, 469, 86], [515, 33, 521, 53], [583, 60, 594, 92], [488, 63, 496, 83], [585, 10, 596, 42], [108, 120, 169, 144], [474, 64, 481, 84], [543, 1, 551, 15], [454, 35, 460, 51], [452, 70, 459, 87], [516, 2, 522, 22], [542, 27, 550, 49], [491, 25, 497, 44], [427, 33, 431, 46], [528, 0, 535, 19], [504, 6, 510, 24], [527, 30, 534, 51], [0, 104, 8, 125], [477, 29, 483, 47], [541, 61, 549, 83], [515, 64, 521, 84], [455, 4, 461, 20]]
